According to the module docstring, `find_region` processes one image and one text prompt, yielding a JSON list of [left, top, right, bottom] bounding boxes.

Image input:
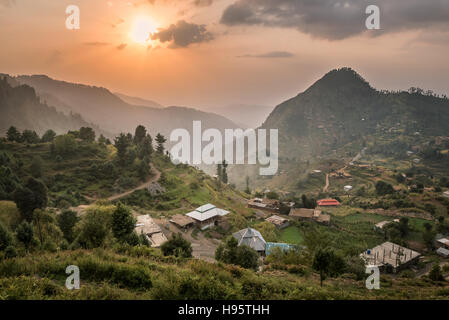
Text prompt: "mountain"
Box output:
[[114, 92, 164, 109], [10, 74, 240, 137], [261, 67, 449, 160], [205, 104, 274, 128], [0, 77, 105, 136]]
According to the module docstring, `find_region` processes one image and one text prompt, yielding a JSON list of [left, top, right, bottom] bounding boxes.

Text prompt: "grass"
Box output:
[[280, 226, 304, 245]]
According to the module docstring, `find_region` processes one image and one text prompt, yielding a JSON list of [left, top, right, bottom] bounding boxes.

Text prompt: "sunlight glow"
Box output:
[[130, 17, 158, 44]]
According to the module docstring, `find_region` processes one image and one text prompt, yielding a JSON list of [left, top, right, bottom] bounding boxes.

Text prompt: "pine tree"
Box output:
[[155, 133, 167, 154]]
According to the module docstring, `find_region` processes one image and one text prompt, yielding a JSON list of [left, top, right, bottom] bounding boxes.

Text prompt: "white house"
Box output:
[[185, 203, 229, 230]]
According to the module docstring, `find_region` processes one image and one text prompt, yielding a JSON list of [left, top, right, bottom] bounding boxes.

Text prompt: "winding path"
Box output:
[[80, 162, 161, 204]]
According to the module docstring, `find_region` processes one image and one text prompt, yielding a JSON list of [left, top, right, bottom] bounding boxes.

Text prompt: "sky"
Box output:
[[1, 0, 449, 109]]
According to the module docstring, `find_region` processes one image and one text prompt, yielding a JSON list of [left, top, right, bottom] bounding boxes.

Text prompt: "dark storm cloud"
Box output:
[[220, 0, 449, 40], [237, 51, 294, 58], [151, 20, 213, 48]]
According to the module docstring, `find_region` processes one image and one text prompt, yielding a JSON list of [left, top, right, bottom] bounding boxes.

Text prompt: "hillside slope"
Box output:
[[0, 78, 104, 136]]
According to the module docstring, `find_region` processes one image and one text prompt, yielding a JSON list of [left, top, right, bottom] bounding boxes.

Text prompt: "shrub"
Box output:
[[111, 203, 135, 243], [4, 245, 17, 258], [161, 233, 192, 258], [16, 221, 34, 249], [0, 223, 13, 251]]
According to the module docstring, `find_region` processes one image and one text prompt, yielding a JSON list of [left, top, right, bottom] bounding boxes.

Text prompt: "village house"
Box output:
[[169, 214, 195, 230], [289, 208, 331, 225], [436, 247, 449, 258], [443, 191, 449, 199], [360, 242, 421, 273], [317, 198, 341, 207], [247, 198, 280, 213], [435, 237, 449, 250], [233, 227, 266, 254], [265, 215, 289, 229], [135, 215, 168, 248], [185, 203, 229, 230]]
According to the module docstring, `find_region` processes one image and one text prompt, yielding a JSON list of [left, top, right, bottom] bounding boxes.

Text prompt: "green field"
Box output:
[[280, 226, 304, 245]]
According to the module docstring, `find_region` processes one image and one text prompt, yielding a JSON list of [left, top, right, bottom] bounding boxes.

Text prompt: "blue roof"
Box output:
[[265, 242, 296, 255]]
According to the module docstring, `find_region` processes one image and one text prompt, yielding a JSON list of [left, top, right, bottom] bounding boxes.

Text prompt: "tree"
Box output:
[[6, 126, 21, 142], [22, 130, 40, 144], [161, 233, 192, 258], [53, 134, 77, 157], [41, 129, 56, 143], [134, 125, 147, 145], [77, 209, 110, 248], [79, 127, 96, 142], [13, 178, 48, 221], [221, 160, 228, 184], [114, 133, 130, 166], [155, 133, 167, 154], [137, 159, 150, 180], [30, 156, 43, 178], [98, 134, 107, 145], [57, 210, 79, 242], [312, 247, 345, 286], [0, 222, 13, 251], [16, 221, 34, 249], [266, 191, 279, 200], [375, 181, 395, 196], [429, 264, 444, 281], [138, 135, 153, 159], [215, 237, 259, 270], [111, 203, 135, 243]]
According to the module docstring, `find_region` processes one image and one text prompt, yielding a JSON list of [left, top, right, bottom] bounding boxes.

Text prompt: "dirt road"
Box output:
[[323, 173, 329, 192]]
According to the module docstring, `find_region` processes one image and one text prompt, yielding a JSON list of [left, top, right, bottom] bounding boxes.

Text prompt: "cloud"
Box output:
[[116, 43, 127, 50], [84, 42, 111, 46], [220, 0, 449, 40], [193, 0, 213, 7], [151, 20, 213, 48], [237, 51, 294, 58]]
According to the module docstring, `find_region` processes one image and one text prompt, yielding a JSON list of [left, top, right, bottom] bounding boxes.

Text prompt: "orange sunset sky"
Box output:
[[1, 0, 449, 109]]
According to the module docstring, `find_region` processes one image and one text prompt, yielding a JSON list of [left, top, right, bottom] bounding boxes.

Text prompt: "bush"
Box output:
[[0, 223, 13, 251], [57, 210, 78, 242], [111, 203, 135, 243], [4, 245, 17, 258], [161, 233, 192, 258], [16, 221, 34, 249], [215, 237, 259, 270]]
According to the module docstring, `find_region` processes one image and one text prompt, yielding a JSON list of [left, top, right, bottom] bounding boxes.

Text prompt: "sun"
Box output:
[[130, 17, 158, 44]]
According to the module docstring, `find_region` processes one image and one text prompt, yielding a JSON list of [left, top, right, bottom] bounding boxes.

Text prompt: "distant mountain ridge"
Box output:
[[0, 77, 105, 136], [114, 92, 164, 109], [9, 74, 240, 137]]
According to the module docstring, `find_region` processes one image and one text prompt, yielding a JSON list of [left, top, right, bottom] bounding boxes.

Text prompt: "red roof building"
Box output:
[[317, 199, 341, 207]]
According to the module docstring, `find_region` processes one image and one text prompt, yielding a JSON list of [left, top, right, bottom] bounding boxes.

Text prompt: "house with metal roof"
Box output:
[[436, 247, 449, 258], [185, 203, 229, 230], [232, 227, 266, 254]]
